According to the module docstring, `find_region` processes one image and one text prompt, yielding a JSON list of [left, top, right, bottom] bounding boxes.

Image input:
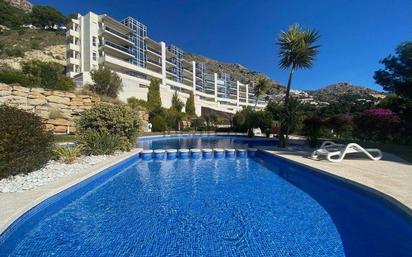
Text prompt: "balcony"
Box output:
[[102, 26, 134, 46], [146, 58, 161, 68], [67, 57, 80, 65], [66, 29, 79, 38], [146, 46, 161, 56], [101, 40, 133, 59], [67, 43, 80, 52]]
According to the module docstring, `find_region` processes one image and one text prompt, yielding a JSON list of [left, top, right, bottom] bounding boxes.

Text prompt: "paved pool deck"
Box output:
[[0, 149, 141, 234], [264, 147, 412, 215]]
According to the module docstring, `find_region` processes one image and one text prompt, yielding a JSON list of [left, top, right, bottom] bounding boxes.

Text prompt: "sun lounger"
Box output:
[[311, 141, 383, 162]]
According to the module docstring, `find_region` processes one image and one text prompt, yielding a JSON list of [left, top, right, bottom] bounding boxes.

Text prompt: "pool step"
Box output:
[[139, 148, 258, 160]]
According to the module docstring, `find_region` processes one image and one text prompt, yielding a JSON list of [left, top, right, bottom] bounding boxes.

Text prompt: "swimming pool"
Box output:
[[137, 134, 277, 150], [1, 135, 411, 256]]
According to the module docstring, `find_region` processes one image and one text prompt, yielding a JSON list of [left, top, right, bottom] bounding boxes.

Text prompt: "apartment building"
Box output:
[[66, 12, 266, 115]]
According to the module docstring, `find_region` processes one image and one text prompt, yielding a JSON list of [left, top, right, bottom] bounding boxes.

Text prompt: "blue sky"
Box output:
[[32, 0, 412, 91]]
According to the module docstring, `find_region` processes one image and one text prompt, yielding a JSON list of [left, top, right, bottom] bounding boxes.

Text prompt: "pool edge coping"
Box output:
[[0, 149, 142, 235], [262, 150, 412, 218]]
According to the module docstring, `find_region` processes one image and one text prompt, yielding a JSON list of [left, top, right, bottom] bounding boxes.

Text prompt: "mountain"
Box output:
[[307, 83, 385, 102]]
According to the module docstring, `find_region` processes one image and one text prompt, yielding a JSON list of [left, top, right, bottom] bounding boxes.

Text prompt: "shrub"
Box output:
[[127, 97, 149, 109], [90, 67, 123, 98], [0, 69, 26, 85], [77, 130, 122, 155], [77, 103, 140, 151], [151, 115, 167, 132], [5, 47, 24, 57], [326, 114, 353, 138], [303, 116, 323, 148], [22, 60, 75, 91], [53, 145, 82, 164], [354, 108, 400, 142], [0, 105, 53, 178]]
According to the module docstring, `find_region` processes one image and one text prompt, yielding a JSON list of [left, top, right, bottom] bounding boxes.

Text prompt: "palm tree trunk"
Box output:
[[280, 65, 296, 147], [284, 65, 296, 106]]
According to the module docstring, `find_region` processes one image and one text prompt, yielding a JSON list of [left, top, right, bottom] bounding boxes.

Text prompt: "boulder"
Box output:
[[28, 92, 46, 99], [12, 85, 30, 93], [28, 98, 47, 106], [11, 95, 27, 104], [46, 95, 70, 105], [53, 126, 68, 133], [12, 90, 28, 97], [0, 90, 11, 97], [0, 83, 12, 91], [30, 87, 46, 94], [48, 118, 72, 126]]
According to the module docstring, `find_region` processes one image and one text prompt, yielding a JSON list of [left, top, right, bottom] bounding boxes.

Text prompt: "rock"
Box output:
[[0, 83, 12, 91], [45, 123, 54, 130], [13, 85, 30, 92], [28, 98, 47, 106], [30, 87, 46, 94], [11, 95, 27, 104], [28, 92, 46, 99], [12, 90, 28, 97], [18, 105, 34, 111], [54, 125, 68, 133], [46, 95, 70, 105], [65, 92, 77, 98], [48, 118, 71, 126], [0, 90, 11, 97]]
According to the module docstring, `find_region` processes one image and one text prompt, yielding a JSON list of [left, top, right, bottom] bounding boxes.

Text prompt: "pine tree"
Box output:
[[185, 92, 196, 115], [147, 78, 161, 109]]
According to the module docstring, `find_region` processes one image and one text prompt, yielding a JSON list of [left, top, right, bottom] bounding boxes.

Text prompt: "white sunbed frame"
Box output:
[[311, 141, 383, 162]]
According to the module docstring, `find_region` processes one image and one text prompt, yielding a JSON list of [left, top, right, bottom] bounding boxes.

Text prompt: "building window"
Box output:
[[92, 52, 97, 61], [92, 36, 97, 46]]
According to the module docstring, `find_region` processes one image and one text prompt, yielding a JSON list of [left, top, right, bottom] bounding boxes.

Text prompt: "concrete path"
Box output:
[[265, 148, 412, 214]]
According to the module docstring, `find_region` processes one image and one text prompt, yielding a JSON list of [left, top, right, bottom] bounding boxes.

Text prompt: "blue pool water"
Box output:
[[137, 135, 276, 149], [1, 136, 412, 256]]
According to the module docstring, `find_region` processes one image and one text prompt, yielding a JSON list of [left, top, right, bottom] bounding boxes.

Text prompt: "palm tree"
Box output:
[[277, 24, 320, 146], [253, 78, 270, 109]]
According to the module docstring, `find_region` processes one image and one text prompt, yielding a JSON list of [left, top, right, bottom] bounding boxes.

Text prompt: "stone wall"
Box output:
[[0, 83, 100, 133]]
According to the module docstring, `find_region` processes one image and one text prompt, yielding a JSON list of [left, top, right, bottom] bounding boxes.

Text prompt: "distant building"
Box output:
[[4, 0, 32, 12], [66, 12, 267, 115]]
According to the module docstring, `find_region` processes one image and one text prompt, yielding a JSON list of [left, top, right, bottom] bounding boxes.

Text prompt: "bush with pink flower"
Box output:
[[326, 114, 353, 138], [354, 108, 400, 141]]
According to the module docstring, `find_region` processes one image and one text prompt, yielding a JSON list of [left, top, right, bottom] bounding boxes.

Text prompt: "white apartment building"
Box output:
[[66, 12, 266, 116]]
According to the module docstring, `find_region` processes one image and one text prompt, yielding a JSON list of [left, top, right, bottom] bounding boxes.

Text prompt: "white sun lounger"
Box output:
[[252, 128, 262, 136], [311, 141, 383, 162]]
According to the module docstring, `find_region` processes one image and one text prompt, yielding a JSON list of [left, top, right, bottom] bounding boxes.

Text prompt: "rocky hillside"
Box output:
[[183, 53, 284, 94], [0, 27, 66, 70], [307, 83, 385, 102]]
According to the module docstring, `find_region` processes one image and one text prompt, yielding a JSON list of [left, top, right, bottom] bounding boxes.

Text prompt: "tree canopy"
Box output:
[[374, 41, 412, 99], [30, 6, 66, 27], [90, 67, 123, 98], [171, 91, 184, 112]]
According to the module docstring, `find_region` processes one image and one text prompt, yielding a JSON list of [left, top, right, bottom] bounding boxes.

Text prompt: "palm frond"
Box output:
[[277, 24, 320, 70]]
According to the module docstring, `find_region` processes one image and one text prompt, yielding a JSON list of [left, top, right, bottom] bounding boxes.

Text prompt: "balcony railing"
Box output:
[[146, 46, 161, 56], [105, 26, 130, 40], [147, 58, 161, 67], [104, 40, 131, 55]]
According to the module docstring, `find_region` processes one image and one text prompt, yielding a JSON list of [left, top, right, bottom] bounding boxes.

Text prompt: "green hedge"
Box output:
[[0, 105, 53, 178]]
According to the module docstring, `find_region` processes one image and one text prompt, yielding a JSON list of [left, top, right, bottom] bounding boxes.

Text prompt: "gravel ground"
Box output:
[[0, 154, 121, 193]]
